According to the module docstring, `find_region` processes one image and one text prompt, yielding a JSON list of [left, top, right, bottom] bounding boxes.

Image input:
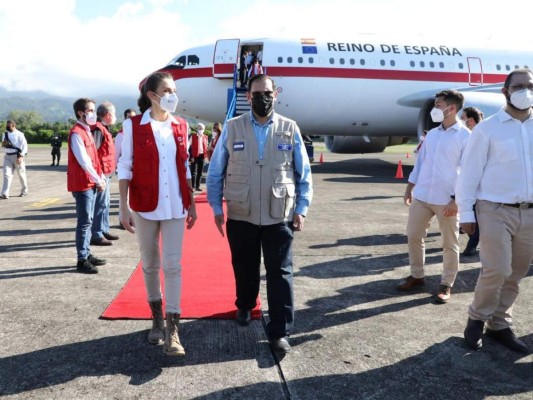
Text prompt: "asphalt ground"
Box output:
[[0, 146, 532, 400]]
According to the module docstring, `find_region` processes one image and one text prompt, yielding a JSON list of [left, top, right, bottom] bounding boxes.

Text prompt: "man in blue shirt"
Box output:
[[207, 74, 312, 356]]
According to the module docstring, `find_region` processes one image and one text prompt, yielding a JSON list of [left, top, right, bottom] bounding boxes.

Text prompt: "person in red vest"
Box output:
[[189, 122, 209, 191], [67, 98, 108, 274], [90, 101, 119, 246], [206, 122, 222, 160], [117, 72, 197, 356]]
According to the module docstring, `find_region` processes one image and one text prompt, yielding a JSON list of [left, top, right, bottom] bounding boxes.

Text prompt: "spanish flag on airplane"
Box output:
[[301, 38, 317, 54]]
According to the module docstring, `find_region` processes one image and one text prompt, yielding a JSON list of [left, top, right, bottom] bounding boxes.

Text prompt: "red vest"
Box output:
[[67, 123, 102, 192], [93, 122, 116, 175], [129, 114, 191, 212], [190, 134, 209, 158]]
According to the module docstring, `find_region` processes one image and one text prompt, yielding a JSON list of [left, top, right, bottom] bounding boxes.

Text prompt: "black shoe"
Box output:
[[76, 259, 99, 274], [270, 336, 291, 356], [50, 163, 54, 166], [103, 232, 119, 240], [464, 318, 484, 350], [462, 247, 478, 257], [0, 194, 7, 200], [87, 254, 107, 266], [236, 309, 251, 326], [19, 192, 27, 197], [90, 237, 113, 246], [486, 327, 530, 354]]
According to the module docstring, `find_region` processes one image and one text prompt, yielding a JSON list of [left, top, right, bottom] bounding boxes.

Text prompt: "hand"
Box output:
[[97, 179, 106, 192], [186, 205, 197, 229], [404, 190, 412, 206], [443, 199, 458, 217], [460, 222, 476, 235], [16, 156, 23, 165], [292, 213, 305, 231], [120, 208, 136, 233], [214, 213, 225, 237]]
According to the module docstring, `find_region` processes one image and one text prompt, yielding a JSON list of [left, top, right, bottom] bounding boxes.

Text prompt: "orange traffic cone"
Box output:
[[319, 152, 324, 163], [406, 152, 410, 158], [395, 160, 404, 179]]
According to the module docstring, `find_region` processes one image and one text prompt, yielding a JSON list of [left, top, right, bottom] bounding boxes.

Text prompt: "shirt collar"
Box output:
[[249, 110, 276, 127], [77, 120, 91, 132], [496, 107, 533, 123], [141, 108, 180, 125], [437, 119, 462, 132]]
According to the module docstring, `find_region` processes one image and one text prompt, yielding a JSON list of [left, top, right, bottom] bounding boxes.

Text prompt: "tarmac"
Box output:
[[0, 146, 532, 400]]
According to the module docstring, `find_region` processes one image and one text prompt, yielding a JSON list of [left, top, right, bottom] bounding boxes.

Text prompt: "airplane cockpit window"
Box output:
[[308, 57, 314, 64], [360, 59, 366, 66], [287, 57, 293, 63], [329, 58, 335, 64], [298, 57, 303, 63], [410, 61, 415, 67], [172, 55, 186, 68], [187, 55, 200, 65], [278, 56, 283, 63], [350, 58, 355, 65]]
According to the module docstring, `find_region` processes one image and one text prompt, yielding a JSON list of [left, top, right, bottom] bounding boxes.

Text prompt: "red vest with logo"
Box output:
[[93, 121, 116, 175], [67, 123, 102, 192], [190, 134, 209, 158], [129, 114, 191, 212]]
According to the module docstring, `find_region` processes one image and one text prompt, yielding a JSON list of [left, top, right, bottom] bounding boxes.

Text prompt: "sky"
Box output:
[[1, 0, 533, 98]]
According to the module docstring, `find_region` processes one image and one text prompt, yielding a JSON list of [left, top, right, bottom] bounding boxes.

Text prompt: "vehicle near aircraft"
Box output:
[[142, 37, 533, 153]]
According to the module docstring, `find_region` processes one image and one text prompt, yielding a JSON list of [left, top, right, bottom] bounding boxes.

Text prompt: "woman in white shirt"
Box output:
[[118, 72, 197, 356]]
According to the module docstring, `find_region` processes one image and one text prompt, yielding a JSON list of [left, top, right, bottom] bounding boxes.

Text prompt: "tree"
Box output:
[[6, 110, 43, 130]]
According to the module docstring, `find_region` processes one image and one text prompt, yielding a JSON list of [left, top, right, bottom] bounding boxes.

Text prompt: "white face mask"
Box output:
[[110, 115, 117, 125], [430, 106, 449, 123], [156, 92, 179, 113], [85, 111, 97, 125], [510, 88, 533, 110]]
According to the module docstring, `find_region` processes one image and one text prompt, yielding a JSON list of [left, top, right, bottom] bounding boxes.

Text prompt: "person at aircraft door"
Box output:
[[189, 122, 208, 191], [398, 89, 470, 304], [458, 68, 533, 354]]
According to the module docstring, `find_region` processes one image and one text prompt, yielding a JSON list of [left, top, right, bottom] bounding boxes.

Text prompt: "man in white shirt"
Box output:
[[458, 68, 533, 353], [1, 120, 28, 199], [397, 90, 470, 304]]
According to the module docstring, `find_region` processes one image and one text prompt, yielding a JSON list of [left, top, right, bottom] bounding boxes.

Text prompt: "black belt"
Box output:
[[6, 152, 18, 155], [503, 203, 533, 209]]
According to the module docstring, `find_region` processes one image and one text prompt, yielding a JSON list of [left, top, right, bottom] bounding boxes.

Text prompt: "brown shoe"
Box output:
[[396, 276, 425, 291], [435, 284, 451, 303], [90, 237, 113, 246]]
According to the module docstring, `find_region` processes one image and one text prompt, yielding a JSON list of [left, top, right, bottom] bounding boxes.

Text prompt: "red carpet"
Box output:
[[101, 193, 262, 320]]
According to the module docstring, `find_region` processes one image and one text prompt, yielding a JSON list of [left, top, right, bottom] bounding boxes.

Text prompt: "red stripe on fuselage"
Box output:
[[157, 65, 506, 84]]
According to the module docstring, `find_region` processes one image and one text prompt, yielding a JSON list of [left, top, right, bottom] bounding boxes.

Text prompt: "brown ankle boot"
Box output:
[[164, 312, 185, 356], [148, 300, 165, 344]]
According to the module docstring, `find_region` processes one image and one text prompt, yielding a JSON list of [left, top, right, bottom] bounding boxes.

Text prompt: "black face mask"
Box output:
[[251, 93, 274, 117]]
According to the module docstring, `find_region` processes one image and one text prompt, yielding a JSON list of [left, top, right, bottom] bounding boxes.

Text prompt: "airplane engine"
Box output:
[[417, 91, 505, 139], [324, 135, 389, 154]]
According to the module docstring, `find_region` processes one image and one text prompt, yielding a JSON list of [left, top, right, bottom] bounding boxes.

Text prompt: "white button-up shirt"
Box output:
[[2, 129, 28, 155], [117, 109, 191, 221], [456, 108, 533, 223], [408, 120, 470, 206], [70, 121, 104, 186]]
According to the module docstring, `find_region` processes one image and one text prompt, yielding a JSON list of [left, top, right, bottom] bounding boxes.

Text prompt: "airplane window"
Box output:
[[350, 58, 355, 65], [429, 61, 435, 68], [506, 65, 511, 71], [496, 64, 501, 70], [439, 62, 444, 68], [390, 60, 396, 67], [187, 55, 199, 66], [278, 57, 283, 63], [287, 57, 293, 63], [340, 58, 345, 65], [329, 58, 335, 64], [526, 65, 529, 69], [298, 57, 303, 63], [360, 59, 366, 66], [174, 55, 186, 68], [380, 60, 385, 66], [458, 63, 464, 69], [515, 65, 520, 69], [420, 61, 425, 67], [410, 61, 415, 67], [308, 57, 314, 64]]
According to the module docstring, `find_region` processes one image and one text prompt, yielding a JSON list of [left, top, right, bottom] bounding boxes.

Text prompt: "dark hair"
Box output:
[[435, 89, 465, 110], [73, 98, 95, 119], [138, 72, 173, 113], [213, 122, 222, 132], [6, 120, 16, 125], [463, 106, 484, 124], [247, 74, 276, 93], [123, 108, 136, 119], [504, 68, 533, 88]]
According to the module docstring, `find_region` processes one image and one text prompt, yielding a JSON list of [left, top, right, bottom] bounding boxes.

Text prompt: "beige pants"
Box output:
[[132, 213, 185, 314], [2, 153, 28, 197], [407, 198, 460, 287], [469, 200, 533, 330]]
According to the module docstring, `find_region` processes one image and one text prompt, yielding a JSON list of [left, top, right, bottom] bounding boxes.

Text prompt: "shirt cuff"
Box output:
[[212, 204, 224, 216], [459, 210, 476, 224]]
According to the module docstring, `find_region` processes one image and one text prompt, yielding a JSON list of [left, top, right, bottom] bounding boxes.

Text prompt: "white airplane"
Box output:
[[143, 37, 533, 153]]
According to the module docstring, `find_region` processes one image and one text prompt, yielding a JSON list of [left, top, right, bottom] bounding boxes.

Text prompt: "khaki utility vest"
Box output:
[[224, 112, 297, 225]]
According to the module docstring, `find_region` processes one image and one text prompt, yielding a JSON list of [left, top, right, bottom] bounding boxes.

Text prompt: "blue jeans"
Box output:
[[226, 219, 294, 340], [91, 176, 110, 239], [72, 188, 97, 260]]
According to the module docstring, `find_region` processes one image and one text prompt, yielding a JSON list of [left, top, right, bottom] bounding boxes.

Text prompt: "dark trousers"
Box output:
[[226, 219, 294, 340], [52, 149, 61, 164], [191, 154, 205, 189]]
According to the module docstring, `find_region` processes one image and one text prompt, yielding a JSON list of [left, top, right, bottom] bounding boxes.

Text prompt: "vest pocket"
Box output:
[[270, 183, 295, 219], [224, 185, 251, 216]]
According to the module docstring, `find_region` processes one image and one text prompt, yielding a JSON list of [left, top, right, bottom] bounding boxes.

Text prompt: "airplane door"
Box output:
[[467, 57, 483, 86], [213, 39, 240, 78]]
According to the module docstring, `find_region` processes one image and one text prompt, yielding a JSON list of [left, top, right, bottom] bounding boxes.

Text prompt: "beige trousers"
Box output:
[[2, 153, 28, 197], [407, 198, 460, 287], [132, 213, 185, 314], [469, 200, 533, 330]]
